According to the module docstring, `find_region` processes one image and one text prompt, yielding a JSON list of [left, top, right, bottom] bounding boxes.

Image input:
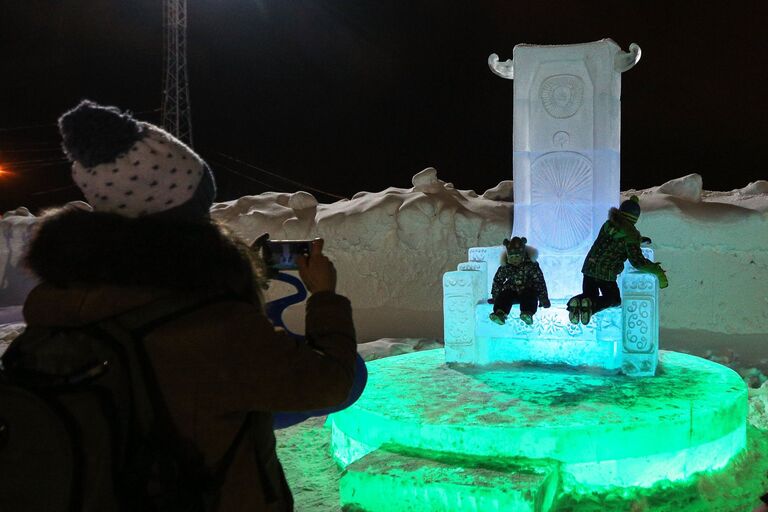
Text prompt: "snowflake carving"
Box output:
[[537, 313, 559, 335], [531, 152, 593, 251]]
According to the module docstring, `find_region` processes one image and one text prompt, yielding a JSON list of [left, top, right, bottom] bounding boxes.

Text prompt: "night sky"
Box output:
[[2, 1, 766, 212]]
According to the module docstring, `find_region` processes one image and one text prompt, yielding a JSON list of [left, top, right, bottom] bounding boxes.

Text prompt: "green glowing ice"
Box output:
[[330, 349, 747, 490], [341, 448, 560, 512]]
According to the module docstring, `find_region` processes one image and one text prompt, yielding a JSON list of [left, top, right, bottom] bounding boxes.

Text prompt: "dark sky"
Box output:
[[1, 1, 766, 212]]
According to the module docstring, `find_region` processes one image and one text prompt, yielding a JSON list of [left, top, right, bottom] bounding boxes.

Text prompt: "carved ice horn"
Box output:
[[488, 53, 514, 80], [614, 43, 642, 72]]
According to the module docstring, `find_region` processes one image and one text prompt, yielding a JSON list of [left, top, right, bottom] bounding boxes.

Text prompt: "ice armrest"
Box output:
[[621, 270, 660, 377], [443, 271, 482, 363]]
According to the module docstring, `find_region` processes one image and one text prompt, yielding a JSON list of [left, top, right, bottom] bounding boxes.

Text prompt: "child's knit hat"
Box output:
[[619, 195, 641, 223], [58, 100, 216, 219]]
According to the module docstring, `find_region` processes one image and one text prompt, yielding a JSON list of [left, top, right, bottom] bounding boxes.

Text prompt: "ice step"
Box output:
[[340, 448, 560, 512]]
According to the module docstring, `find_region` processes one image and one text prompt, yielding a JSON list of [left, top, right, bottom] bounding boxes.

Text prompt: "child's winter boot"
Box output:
[[489, 310, 507, 325], [567, 297, 580, 324], [580, 297, 592, 325]]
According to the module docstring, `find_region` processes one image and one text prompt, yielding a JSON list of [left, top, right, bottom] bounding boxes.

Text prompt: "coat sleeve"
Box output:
[[491, 267, 505, 299], [216, 292, 357, 413], [625, 238, 652, 271], [532, 262, 549, 303]]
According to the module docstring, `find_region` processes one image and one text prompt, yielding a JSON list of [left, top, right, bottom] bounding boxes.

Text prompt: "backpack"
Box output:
[[0, 291, 248, 512]]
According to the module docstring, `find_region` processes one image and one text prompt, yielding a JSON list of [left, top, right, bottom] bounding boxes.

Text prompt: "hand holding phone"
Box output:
[[296, 239, 336, 294]]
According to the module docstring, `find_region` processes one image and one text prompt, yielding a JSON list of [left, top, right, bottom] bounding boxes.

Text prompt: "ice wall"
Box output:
[[2, 170, 767, 342]]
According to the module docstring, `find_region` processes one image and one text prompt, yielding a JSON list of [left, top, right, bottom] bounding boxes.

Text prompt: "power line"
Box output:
[[207, 157, 289, 192], [0, 147, 62, 153], [30, 184, 78, 196], [214, 152, 347, 200], [6, 156, 66, 165], [5, 158, 69, 173]]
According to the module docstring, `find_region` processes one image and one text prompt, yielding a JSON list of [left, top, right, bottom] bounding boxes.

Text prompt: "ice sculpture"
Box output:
[[333, 41, 749, 511], [443, 40, 656, 375], [489, 39, 641, 298]]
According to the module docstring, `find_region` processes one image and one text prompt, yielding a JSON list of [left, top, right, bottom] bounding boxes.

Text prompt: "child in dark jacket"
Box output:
[[489, 237, 550, 326], [568, 195, 668, 325]]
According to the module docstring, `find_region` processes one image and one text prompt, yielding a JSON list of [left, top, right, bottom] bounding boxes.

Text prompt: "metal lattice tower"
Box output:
[[161, 0, 193, 145]]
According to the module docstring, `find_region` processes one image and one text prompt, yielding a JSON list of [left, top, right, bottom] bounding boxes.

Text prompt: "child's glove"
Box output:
[[539, 298, 551, 308], [642, 262, 669, 289]]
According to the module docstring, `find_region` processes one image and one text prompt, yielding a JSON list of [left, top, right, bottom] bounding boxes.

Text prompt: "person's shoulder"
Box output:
[[175, 295, 265, 330]]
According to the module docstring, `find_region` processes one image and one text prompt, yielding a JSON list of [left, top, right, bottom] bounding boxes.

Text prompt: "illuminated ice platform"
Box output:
[[330, 349, 748, 511]]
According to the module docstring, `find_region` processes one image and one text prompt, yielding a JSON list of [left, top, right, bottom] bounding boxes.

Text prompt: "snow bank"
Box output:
[[2, 170, 767, 342], [212, 167, 510, 339], [0, 208, 40, 306], [630, 173, 768, 334]]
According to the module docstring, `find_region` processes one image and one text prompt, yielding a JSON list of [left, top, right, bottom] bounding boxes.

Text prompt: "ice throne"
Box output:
[[443, 40, 659, 376]]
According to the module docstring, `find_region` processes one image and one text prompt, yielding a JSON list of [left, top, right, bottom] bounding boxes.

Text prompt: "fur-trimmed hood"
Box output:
[[25, 207, 266, 302], [607, 207, 641, 242]]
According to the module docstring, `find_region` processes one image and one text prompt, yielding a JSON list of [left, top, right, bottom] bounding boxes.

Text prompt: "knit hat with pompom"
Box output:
[[58, 100, 216, 219], [619, 195, 641, 223]]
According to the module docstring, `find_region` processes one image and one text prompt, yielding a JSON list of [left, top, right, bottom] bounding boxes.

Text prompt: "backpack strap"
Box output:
[[100, 290, 253, 507], [211, 412, 251, 483]]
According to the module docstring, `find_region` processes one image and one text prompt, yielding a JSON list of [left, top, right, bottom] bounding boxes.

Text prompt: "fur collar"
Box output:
[[607, 207, 641, 240], [25, 207, 266, 302]]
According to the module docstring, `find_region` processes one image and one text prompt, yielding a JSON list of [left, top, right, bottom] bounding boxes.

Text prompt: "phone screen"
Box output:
[[264, 240, 311, 271]]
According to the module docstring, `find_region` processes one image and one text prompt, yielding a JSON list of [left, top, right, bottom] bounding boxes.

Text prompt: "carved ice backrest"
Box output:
[[490, 39, 641, 300]]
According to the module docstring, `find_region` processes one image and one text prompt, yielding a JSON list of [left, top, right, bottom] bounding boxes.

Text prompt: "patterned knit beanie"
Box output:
[[58, 100, 216, 219], [619, 195, 641, 223]]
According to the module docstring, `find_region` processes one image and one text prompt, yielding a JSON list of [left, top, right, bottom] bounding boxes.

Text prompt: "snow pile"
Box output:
[[0, 207, 41, 306], [213, 167, 510, 339], [653, 173, 703, 201], [220, 169, 768, 340], [630, 173, 768, 334], [2, 169, 767, 342], [749, 381, 768, 431], [357, 338, 444, 362]]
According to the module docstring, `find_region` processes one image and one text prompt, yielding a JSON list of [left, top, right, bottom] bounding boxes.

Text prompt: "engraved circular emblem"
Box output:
[[530, 152, 593, 251], [553, 131, 570, 148], [540, 75, 584, 118]]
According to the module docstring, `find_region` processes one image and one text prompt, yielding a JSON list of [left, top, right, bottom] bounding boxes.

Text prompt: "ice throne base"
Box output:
[[330, 349, 747, 512]]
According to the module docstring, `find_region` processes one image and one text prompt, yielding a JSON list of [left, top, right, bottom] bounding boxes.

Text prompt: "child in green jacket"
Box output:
[[568, 196, 668, 325]]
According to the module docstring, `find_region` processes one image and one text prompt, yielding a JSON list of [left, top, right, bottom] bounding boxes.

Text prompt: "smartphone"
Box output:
[[263, 240, 312, 271]]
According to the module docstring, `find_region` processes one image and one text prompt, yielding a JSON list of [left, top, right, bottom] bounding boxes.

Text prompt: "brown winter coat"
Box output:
[[22, 208, 357, 511]]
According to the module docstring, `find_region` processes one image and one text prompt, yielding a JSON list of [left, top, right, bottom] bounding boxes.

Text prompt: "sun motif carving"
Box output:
[[531, 152, 593, 251], [540, 74, 584, 119]]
